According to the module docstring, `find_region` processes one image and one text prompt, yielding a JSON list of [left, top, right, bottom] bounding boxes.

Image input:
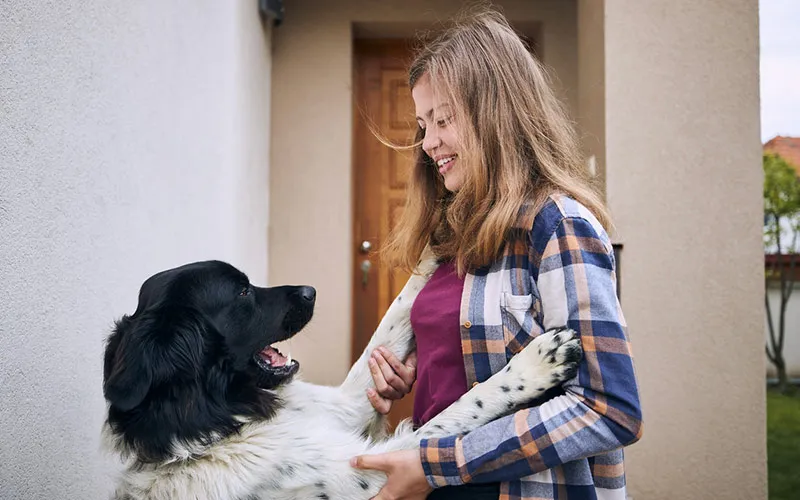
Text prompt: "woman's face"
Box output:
[[412, 75, 464, 192]]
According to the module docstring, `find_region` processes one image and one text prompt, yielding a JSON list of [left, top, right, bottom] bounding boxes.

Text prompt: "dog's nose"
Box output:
[[298, 286, 316, 303]]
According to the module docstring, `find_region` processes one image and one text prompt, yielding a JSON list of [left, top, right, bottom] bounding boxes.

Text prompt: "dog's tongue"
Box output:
[[259, 346, 287, 367]]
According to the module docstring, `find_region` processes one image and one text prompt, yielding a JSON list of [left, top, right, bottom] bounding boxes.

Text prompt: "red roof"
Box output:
[[765, 136, 800, 174]]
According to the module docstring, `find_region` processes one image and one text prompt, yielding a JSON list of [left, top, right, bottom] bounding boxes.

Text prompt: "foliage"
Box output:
[[764, 152, 800, 393], [767, 389, 800, 499]]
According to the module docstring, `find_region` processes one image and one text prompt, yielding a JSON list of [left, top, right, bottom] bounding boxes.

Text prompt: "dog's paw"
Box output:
[[511, 328, 582, 387]]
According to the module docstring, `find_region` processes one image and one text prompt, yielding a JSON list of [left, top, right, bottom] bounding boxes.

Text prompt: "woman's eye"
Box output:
[[436, 117, 451, 127]]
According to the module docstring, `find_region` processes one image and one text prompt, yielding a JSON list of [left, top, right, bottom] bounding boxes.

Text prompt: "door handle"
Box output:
[[360, 259, 372, 287]]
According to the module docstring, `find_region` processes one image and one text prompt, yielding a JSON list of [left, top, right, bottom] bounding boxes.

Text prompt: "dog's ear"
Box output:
[[104, 307, 207, 411], [103, 315, 145, 411]]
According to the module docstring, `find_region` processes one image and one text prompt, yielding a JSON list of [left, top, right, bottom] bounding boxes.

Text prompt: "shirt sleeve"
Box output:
[[419, 216, 642, 486]]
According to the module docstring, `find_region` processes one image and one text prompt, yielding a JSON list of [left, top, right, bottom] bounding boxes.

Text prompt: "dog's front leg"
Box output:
[[373, 328, 582, 452], [337, 249, 439, 436], [415, 328, 581, 439]]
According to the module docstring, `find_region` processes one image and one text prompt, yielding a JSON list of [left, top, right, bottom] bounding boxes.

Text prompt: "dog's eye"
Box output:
[[239, 286, 252, 297]]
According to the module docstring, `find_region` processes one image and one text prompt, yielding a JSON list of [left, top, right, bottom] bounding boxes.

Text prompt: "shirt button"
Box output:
[[463, 321, 472, 328]]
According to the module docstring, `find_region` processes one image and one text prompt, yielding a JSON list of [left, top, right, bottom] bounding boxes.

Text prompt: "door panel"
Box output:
[[352, 40, 416, 427]]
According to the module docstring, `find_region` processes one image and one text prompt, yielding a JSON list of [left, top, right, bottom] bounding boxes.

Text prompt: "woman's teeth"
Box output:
[[437, 156, 456, 167]]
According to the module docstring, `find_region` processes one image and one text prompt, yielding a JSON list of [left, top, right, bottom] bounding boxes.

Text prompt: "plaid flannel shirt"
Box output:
[[419, 195, 642, 500]]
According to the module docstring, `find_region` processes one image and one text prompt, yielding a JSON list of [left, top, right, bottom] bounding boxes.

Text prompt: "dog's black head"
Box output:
[[103, 260, 315, 462]]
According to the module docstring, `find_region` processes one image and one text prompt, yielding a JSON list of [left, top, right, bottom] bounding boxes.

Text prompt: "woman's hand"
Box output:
[[367, 348, 417, 414], [351, 449, 433, 500]]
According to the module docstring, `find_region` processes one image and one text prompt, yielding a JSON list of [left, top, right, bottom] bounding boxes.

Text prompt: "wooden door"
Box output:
[[352, 39, 417, 427]]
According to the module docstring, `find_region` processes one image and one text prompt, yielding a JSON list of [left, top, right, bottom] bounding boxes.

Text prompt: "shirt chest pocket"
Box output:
[[500, 293, 542, 353]]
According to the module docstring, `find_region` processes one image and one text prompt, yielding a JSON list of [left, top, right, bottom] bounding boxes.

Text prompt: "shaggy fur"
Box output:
[[103, 253, 581, 500]]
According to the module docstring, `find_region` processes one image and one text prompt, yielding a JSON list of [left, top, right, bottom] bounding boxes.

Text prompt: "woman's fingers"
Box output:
[[369, 355, 404, 399], [378, 348, 417, 387], [374, 351, 410, 394], [367, 387, 392, 414]]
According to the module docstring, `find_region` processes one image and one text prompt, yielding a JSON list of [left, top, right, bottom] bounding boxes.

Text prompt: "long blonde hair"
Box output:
[[381, 7, 610, 275]]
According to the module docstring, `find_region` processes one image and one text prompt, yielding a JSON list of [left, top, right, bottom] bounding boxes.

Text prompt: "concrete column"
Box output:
[[599, 1, 765, 498]]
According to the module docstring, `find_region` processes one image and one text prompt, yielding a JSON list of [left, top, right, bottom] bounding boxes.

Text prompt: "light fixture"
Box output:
[[259, 0, 284, 26]]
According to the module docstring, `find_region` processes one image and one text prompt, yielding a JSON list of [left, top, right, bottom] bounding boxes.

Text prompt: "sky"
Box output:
[[760, 0, 800, 143]]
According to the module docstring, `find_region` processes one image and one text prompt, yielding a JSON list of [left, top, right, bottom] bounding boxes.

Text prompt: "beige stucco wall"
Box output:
[[602, 0, 766, 498], [270, 0, 578, 384], [0, 2, 273, 498]]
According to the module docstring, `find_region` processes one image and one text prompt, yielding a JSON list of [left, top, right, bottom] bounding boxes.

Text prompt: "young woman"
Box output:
[[351, 8, 642, 500]]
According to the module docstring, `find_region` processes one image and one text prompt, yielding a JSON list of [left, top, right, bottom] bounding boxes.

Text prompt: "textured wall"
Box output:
[[270, 0, 578, 384], [0, 1, 272, 498], [602, 0, 766, 498]]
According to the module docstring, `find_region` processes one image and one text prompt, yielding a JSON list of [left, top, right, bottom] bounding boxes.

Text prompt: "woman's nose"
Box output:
[[422, 129, 441, 155]]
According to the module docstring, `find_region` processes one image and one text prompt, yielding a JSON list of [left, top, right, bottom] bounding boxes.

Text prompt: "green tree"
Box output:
[[764, 152, 800, 393]]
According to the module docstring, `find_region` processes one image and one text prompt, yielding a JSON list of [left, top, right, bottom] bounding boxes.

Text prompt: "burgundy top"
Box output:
[[411, 261, 467, 427]]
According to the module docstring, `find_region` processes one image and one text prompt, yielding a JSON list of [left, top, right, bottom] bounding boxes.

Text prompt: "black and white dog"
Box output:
[[103, 252, 581, 499]]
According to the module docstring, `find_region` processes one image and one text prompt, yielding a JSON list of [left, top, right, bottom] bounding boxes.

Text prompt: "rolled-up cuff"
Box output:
[[419, 436, 467, 487]]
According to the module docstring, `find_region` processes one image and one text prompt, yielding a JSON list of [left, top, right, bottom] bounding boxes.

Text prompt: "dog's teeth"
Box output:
[[287, 353, 292, 365]]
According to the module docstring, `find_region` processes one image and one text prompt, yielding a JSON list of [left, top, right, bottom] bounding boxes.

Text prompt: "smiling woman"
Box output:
[[363, 7, 641, 500], [412, 81, 463, 192]]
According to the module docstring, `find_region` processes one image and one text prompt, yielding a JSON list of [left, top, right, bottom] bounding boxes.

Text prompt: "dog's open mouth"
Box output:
[[255, 345, 295, 369], [258, 346, 294, 367], [253, 345, 300, 386]]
